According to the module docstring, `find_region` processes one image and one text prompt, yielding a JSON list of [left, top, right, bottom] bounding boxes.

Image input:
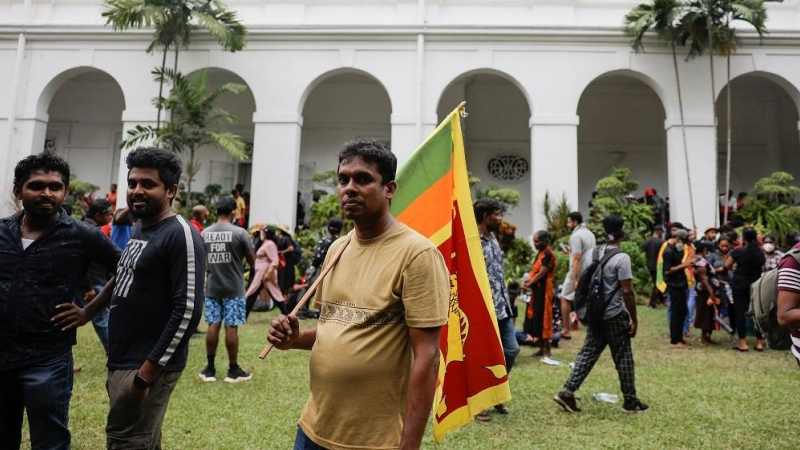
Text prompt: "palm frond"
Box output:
[[208, 132, 248, 160], [193, 9, 247, 52]]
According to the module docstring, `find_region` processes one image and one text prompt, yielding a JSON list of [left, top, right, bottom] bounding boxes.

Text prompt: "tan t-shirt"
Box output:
[[299, 223, 450, 450]]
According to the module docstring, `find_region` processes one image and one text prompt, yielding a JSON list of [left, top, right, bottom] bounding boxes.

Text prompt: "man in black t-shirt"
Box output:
[[663, 229, 693, 348], [73, 147, 205, 449]]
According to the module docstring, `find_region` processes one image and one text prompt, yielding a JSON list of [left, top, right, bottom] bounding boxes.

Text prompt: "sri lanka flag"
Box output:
[[656, 242, 696, 292], [391, 105, 511, 443]]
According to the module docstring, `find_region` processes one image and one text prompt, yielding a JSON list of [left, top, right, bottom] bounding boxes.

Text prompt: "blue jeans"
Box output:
[[0, 351, 73, 450], [685, 289, 696, 334], [666, 288, 697, 335], [498, 317, 520, 373], [74, 289, 110, 355], [294, 426, 328, 450]]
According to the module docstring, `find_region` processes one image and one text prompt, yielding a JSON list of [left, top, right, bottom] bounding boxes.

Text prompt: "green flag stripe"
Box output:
[[392, 121, 453, 216]]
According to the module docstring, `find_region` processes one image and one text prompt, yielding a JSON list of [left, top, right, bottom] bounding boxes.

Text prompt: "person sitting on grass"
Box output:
[[554, 215, 649, 414]]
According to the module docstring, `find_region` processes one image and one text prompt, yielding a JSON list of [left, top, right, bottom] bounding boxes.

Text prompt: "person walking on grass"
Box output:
[[199, 195, 256, 383], [0, 153, 121, 450], [560, 211, 596, 338], [474, 198, 518, 422], [267, 140, 450, 450], [554, 215, 648, 414]]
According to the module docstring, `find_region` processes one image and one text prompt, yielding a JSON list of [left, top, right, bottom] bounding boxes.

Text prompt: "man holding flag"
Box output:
[[267, 140, 450, 450]]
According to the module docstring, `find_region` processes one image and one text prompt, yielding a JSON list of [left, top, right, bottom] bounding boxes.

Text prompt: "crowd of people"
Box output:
[[3, 142, 800, 449]]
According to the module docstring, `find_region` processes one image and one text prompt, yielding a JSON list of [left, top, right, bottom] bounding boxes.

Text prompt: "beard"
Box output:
[[23, 198, 61, 220], [129, 198, 161, 220]]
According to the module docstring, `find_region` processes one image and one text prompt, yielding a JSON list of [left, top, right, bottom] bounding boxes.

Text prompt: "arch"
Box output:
[[577, 71, 669, 214], [437, 69, 533, 237], [298, 67, 393, 116], [716, 70, 800, 116], [436, 68, 533, 117], [575, 69, 668, 118], [177, 67, 259, 193], [183, 66, 260, 113], [36, 67, 127, 120], [715, 71, 800, 195]]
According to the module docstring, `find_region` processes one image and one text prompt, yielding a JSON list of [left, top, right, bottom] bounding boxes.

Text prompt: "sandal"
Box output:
[[476, 411, 492, 422], [494, 404, 509, 414]]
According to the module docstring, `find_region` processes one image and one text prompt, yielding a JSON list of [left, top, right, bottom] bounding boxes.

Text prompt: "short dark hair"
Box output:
[[338, 140, 396, 185], [602, 214, 625, 241], [568, 211, 583, 224], [327, 217, 344, 233], [473, 198, 504, 223], [13, 152, 71, 191], [125, 146, 181, 187], [216, 195, 237, 216], [86, 199, 112, 218], [534, 230, 551, 244]]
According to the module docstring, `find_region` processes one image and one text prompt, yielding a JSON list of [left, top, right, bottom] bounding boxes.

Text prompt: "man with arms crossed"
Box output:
[[0, 153, 120, 450], [560, 211, 596, 339], [199, 195, 256, 383], [268, 140, 450, 450]]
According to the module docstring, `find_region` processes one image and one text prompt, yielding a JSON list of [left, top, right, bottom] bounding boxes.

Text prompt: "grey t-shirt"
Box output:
[[568, 224, 597, 278], [593, 244, 633, 320], [202, 221, 254, 298]]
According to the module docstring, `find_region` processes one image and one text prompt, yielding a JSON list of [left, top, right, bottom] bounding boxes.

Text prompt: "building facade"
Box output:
[[2, 0, 800, 237]]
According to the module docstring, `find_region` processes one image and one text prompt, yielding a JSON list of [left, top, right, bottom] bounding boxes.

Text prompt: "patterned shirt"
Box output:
[[777, 243, 800, 364], [480, 232, 512, 321], [764, 251, 784, 272]]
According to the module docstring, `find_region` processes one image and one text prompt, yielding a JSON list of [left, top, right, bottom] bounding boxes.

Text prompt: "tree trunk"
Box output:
[[724, 55, 732, 226], [170, 47, 179, 129], [186, 146, 195, 213], [708, 16, 722, 225], [673, 41, 695, 230], [156, 48, 168, 129]]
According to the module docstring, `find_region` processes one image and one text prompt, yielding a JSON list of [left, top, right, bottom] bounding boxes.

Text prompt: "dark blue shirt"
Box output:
[[0, 210, 121, 369]]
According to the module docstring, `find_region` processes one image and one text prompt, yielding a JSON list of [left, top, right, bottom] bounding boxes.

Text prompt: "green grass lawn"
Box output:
[[23, 306, 800, 449]]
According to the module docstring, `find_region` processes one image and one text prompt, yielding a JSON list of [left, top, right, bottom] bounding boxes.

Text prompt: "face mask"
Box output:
[[675, 243, 685, 253], [764, 243, 775, 253]]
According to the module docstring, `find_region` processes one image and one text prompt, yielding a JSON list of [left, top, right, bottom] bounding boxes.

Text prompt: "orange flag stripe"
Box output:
[[396, 171, 453, 239]]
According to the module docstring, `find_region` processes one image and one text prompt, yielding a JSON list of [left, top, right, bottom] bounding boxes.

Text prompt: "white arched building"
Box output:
[[2, 0, 800, 237]]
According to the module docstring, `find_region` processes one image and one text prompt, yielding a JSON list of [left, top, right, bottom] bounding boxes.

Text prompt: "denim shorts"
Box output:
[[204, 296, 246, 326]]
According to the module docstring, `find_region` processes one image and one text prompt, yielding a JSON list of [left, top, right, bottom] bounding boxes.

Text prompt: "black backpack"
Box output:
[[574, 245, 621, 325]]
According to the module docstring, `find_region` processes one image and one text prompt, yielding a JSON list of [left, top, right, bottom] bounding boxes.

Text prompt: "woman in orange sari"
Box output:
[[524, 230, 557, 359]]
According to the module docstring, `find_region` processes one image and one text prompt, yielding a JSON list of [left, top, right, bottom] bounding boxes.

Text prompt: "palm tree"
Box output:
[[624, 0, 697, 229], [102, 0, 246, 128], [120, 68, 249, 209], [679, 0, 769, 224]]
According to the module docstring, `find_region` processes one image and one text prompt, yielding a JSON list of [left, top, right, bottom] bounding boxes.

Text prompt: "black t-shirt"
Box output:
[[730, 245, 766, 290], [108, 215, 206, 371], [662, 244, 688, 289], [644, 236, 663, 272]]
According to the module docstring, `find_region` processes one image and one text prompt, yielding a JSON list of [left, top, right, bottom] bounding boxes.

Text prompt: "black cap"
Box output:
[[671, 222, 686, 230], [327, 218, 343, 233]]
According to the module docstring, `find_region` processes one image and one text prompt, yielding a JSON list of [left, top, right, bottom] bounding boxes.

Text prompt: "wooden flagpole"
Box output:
[[258, 236, 351, 359]]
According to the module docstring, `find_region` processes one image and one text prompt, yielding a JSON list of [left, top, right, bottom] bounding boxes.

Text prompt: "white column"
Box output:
[[0, 111, 47, 217], [390, 113, 419, 165], [115, 109, 159, 209], [530, 115, 580, 232], [665, 117, 717, 230], [249, 112, 302, 229]]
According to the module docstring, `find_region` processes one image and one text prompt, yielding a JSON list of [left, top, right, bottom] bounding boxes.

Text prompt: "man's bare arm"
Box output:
[[777, 290, 800, 328], [52, 277, 117, 331], [399, 326, 442, 450], [267, 314, 317, 350]]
